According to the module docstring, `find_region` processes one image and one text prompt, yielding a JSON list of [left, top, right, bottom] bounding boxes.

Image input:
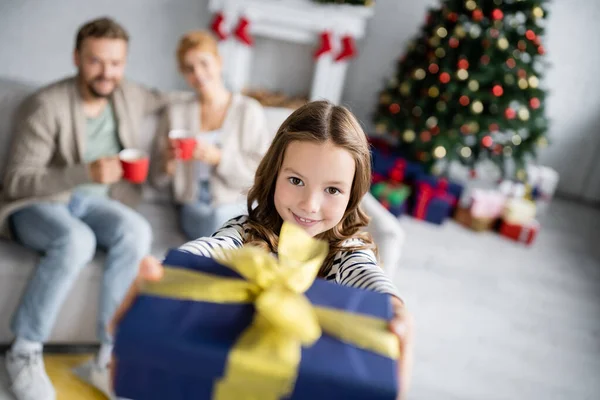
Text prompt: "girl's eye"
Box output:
[[326, 187, 341, 195], [288, 177, 303, 186]]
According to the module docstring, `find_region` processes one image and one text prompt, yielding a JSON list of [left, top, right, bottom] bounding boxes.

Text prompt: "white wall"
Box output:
[[0, 0, 599, 202]]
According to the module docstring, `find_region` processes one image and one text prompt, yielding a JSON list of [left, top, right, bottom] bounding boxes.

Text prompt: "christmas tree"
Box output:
[[373, 0, 549, 181]]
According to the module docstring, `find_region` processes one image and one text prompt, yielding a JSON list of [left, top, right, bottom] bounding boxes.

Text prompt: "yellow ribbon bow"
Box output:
[[142, 222, 399, 400]]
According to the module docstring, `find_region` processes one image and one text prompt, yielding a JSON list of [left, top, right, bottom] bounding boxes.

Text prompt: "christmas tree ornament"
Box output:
[[516, 169, 526, 181], [538, 46, 545, 55], [492, 9, 504, 20], [517, 26, 526, 35], [498, 37, 509, 49], [494, 0, 502, 5], [459, 95, 470, 106], [518, 108, 530, 120], [470, 25, 482, 38], [471, 100, 484, 113], [375, 123, 387, 134], [493, 84, 504, 96], [439, 72, 451, 83], [473, 9, 484, 21], [448, 12, 459, 22], [518, 40, 527, 51], [455, 25, 467, 38], [464, 135, 476, 146], [533, 7, 544, 18], [435, 47, 446, 58], [506, 58, 516, 68], [429, 86, 440, 97], [489, 123, 499, 132], [457, 69, 469, 80], [389, 103, 401, 114], [429, 36, 441, 47], [426, 116, 439, 128], [429, 63, 440, 73], [490, 28, 500, 38], [400, 82, 411, 95], [525, 29, 536, 41], [470, 121, 480, 132], [465, 0, 477, 11], [420, 130, 432, 142], [413, 106, 423, 116], [505, 74, 515, 85], [460, 124, 471, 134], [461, 147, 473, 158], [505, 108, 516, 119], [512, 49, 521, 58], [504, 146, 513, 156], [481, 55, 491, 65], [512, 135, 522, 145], [528, 75, 539, 88], [518, 78, 528, 89], [468, 79, 480, 91], [403, 129, 416, 142], [529, 97, 541, 109], [449, 37, 460, 48], [436, 101, 447, 112], [515, 11, 526, 23], [380, 94, 391, 104], [434, 146, 447, 158], [414, 68, 426, 80], [537, 136, 548, 147], [482, 136, 493, 147], [437, 26, 448, 38], [458, 58, 470, 69], [518, 69, 527, 78], [521, 53, 532, 63]]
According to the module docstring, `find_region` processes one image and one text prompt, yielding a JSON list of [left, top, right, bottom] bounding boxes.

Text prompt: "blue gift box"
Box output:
[[371, 148, 424, 183], [114, 250, 398, 400], [416, 174, 464, 205], [410, 178, 457, 225]]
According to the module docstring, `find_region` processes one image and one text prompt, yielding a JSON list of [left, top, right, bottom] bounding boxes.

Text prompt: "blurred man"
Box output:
[[0, 17, 166, 400]]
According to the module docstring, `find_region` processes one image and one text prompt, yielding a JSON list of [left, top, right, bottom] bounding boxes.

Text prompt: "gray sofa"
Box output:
[[0, 78, 405, 345]]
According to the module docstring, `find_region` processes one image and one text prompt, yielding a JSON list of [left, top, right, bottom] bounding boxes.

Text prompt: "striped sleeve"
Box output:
[[178, 215, 247, 257], [334, 248, 401, 298]]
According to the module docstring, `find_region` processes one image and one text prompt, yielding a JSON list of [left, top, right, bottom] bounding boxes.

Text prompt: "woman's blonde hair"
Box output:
[[176, 30, 220, 71], [245, 100, 375, 276]]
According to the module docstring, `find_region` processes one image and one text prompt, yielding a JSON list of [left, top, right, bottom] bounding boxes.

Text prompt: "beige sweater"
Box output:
[[150, 93, 271, 206], [0, 76, 167, 238]]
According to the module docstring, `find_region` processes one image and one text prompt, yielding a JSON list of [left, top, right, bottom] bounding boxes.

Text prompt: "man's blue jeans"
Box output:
[[9, 193, 151, 344]]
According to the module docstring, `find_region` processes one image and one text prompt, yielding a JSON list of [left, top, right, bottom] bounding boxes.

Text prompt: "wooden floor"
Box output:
[[1, 197, 599, 399]]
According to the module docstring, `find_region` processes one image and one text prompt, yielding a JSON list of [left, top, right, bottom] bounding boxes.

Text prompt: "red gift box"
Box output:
[[499, 220, 540, 245]]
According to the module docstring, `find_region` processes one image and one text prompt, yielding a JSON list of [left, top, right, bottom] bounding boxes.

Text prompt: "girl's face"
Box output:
[[274, 140, 356, 237], [180, 48, 222, 94]]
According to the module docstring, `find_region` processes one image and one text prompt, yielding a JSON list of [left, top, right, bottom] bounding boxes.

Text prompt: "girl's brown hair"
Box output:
[[245, 100, 375, 276]]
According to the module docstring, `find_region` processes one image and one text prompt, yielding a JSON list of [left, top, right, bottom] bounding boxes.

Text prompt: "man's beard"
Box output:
[[86, 78, 118, 98]]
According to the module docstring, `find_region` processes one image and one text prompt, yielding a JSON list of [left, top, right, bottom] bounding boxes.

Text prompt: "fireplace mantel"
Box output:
[[208, 0, 374, 105]]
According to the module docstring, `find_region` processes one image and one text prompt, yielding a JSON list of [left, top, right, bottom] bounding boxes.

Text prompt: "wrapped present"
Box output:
[[371, 148, 424, 184], [500, 220, 540, 245], [526, 165, 559, 214], [412, 180, 456, 224], [415, 175, 463, 207], [503, 198, 536, 225], [471, 189, 506, 219], [370, 182, 411, 217], [114, 222, 399, 400], [499, 180, 527, 199]]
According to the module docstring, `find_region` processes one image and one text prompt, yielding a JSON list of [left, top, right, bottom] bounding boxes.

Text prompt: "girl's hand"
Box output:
[[193, 140, 221, 166], [389, 296, 414, 400]]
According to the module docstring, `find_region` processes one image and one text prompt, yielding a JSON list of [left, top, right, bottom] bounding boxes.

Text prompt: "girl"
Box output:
[[118, 100, 413, 398]]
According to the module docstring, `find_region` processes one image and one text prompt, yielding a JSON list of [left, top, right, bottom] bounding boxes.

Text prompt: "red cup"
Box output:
[[168, 130, 197, 161], [119, 149, 149, 184]]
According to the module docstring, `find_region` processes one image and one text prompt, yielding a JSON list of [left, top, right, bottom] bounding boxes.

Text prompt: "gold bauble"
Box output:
[[471, 100, 484, 114], [516, 169, 526, 181], [437, 27, 448, 38], [533, 6, 544, 18], [403, 129, 416, 142], [465, 0, 477, 11], [512, 135, 522, 145], [503, 146, 513, 156], [436, 101, 447, 112], [375, 123, 387, 134], [400, 82, 411, 96], [434, 146, 447, 159], [468, 79, 480, 91], [380, 94, 391, 105], [518, 107, 530, 120], [429, 36, 441, 47], [428, 86, 440, 97], [455, 25, 466, 38], [498, 37, 509, 50], [469, 121, 480, 132], [426, 116, 439, 128], [414, 68, 426, 80], [457, 69, 469, 80], [460, 147, 472, 158], [435, 47, 446, 58], [505, 74, 515, 85], [538, 136, 549, 147], [528, 75, 539, 88], [518, 78, 529, 89]]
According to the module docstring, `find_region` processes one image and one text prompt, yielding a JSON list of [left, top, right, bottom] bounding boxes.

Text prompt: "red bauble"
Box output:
[[526, 29, 536, 41], [459, 95, 470, 106], [439, 72, 451, 83], [492, 9, 504, 20], [518, 40, 527, 51], [431, 126, 440, 135], [448, 12, 458, 22], [489, 123, 500, 132], [518, 69, 527, 78], [490, 29, 500, 38], [493, 85, 504, 96], [449, 37, 460, 48], [429, 63, 440, 74], [530, 98, 541, 109], [481, 55, 491, 65], [482, 136, 493, 147], [460, 124, 471, 134], [538, 46, 546, 55], [420, 131, 432, 142], [473, 9, 483, 21], [458, 59, 469, 69], [506, 58, 516, 68], [505, 108, 516, 119], [389, 103, 401, 114]]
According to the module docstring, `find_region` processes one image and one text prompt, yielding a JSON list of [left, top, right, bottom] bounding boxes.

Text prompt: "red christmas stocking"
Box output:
[[335, 35, 357, 62], [210, 12, 228, 40], [234, 16, 253, 46], [314, 31, 333, 59]]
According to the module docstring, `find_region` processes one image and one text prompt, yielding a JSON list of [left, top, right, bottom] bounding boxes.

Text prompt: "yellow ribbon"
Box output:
[[141, 222, 399, 399]]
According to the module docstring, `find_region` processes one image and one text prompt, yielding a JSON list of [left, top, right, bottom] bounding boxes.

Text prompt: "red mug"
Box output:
[[119, 149, 149, 184], [168, 130, 197, 161]]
